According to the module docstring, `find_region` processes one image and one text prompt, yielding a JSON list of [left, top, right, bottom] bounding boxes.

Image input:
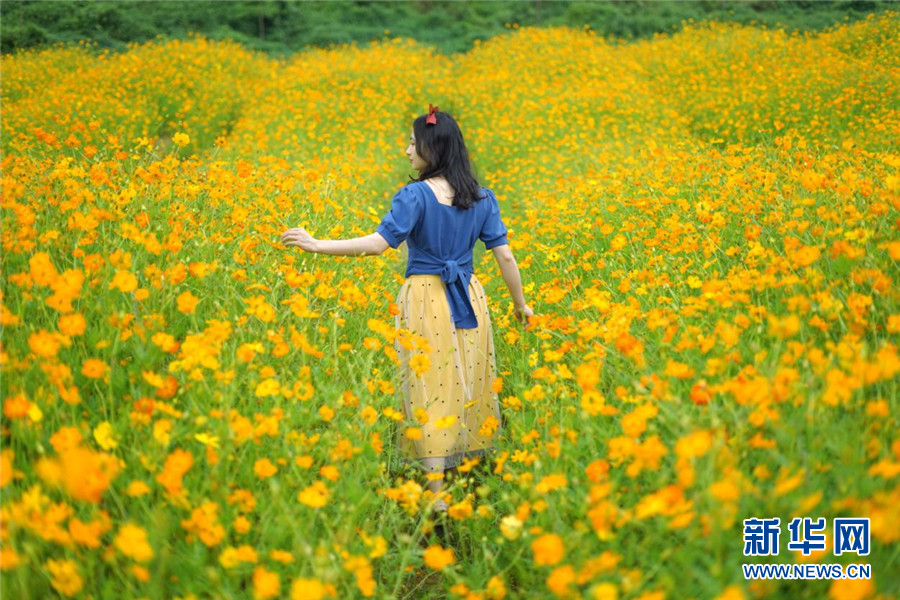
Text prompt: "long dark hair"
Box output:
[[411, 110, 481, 209]]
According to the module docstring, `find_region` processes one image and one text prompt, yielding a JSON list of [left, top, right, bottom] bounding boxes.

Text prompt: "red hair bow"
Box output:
[[426, 103, 439, 125]]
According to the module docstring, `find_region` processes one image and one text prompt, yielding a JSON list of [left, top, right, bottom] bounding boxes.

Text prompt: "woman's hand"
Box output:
[[514, 304, 534, 325], [281, 227, 318, 252]]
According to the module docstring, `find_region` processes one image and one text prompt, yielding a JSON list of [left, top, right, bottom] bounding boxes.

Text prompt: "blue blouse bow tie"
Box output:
[[440, 259, 472, 322], [434, 257, 477, 328]]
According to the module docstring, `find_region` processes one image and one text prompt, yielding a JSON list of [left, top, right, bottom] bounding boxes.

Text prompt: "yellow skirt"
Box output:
[[393, 274, 503, 473]]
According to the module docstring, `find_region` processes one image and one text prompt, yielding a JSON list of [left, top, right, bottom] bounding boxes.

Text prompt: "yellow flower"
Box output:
[[409, 353, 431, 377], [291, 578, 326, 600], [592, 583, 619, 600], [423, 545, 455, 570], [172, 132, 190, 147], [126, 480, 151, 497], [486, 575, 508, 600], [45, 559, 83, 597], [828, 577, 874, 600], [152, 331, 180, 353], [254, 378, 281, 397], [500, 515, 523, 540], [434, 415, 457, 429], [318, 405, 335, 421], [298, 481, 329, 508], [140, 370, 165, 388], [234, 515, 251, 534], [0, 548, 23, 571], [319, 465, 340, 481], [219, 544, 258, 568], [713, 585, 746, 600], [93, 421, 119, 450], [114, 523, 155, 562], [675, 430, 713, 460], [181, 502, 225, 547]]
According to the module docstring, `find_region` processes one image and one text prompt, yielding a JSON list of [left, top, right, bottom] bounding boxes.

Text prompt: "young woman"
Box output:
[[280, 105, 532, 517]]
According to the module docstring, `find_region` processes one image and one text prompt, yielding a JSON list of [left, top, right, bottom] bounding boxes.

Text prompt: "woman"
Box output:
[[281, 105, 532, 517]]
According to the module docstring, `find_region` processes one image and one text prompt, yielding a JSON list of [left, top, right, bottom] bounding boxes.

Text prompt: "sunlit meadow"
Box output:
[[1, 12, 899, 600]]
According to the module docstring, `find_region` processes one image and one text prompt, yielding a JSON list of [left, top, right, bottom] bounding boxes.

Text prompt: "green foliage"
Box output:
[[1, 0, 893, 56]]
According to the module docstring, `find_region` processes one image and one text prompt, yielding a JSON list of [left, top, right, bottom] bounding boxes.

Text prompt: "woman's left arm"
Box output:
[[281, 227, 390, 256]]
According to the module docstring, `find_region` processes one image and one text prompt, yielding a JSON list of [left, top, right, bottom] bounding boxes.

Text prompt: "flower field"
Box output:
[[1, 12, 899, 600]]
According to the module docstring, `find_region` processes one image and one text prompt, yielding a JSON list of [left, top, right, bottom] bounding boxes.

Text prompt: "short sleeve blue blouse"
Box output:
[[376, 180, 509, 329]]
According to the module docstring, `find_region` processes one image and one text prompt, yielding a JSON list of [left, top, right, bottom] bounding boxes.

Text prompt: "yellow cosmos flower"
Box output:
[[423, 545, 455, 570], [434, 415, 457, 429], [126, 480, 151, 497], [172, 132, 190, 147], [254, 378, 281, 397], [219, 544, 259, 569], [291, 578, 325, 600], [500, 515, 523, 540], [45, 559, 83, 597], [114, 523, 155, 562], [93, 421, 118, 450], [592, 583, 619, 600], [409, 353, 431, 377], [298, 481, 329, 508], [152, 331, 179, 353]]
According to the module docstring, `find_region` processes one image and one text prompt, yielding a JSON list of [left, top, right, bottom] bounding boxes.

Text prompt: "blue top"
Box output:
[[376, 180, 509, 329]]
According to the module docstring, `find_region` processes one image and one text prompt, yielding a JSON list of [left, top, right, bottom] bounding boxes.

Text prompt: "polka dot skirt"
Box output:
[[393, 274, 503, 472]]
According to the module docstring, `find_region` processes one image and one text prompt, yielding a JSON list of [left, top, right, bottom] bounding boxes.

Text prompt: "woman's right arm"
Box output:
[[491, 244, 533, 323]]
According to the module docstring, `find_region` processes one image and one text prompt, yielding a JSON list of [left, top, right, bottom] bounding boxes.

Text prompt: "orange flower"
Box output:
[[253, 566, 281, 600], [253, 458, 278, 479], [28, 330, 62, 358], [58, 313, 86, 336], [181, 502, 225, 547], [546, 564, 576, 598], [3, 394, 31, 420], [156, 449, 193, 496], [532, 533, 565, 566], [81, 358, 108, 379], [177, 290, 200, 314], [109, 269, 138, 293]]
